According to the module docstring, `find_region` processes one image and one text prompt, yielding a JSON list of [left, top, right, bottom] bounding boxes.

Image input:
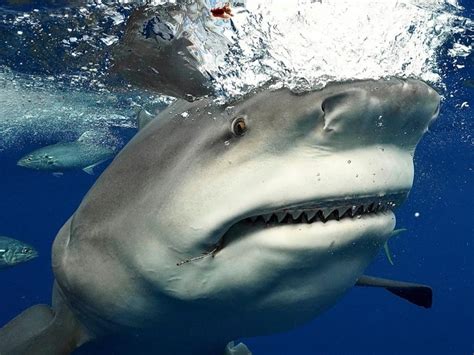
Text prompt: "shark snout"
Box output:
[[317, 78, 440, 150]]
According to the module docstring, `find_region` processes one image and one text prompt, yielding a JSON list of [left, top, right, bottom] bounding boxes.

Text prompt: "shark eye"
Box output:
[[21, 247, 30, 254], [231, 116, 247, 136]]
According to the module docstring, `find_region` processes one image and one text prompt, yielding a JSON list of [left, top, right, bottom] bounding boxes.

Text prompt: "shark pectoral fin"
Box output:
[[356, 275, 433, 309], [0, 304, 54, 352], [224, 341, 252, 355], [0, 304, 83, 355], [83, 165, 95, 175], [83, 159, 109, 175], [0, 284, 91, 354]]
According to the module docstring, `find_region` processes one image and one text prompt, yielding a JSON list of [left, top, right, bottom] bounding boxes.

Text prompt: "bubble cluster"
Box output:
[[0, 0, 471, 151], [205, 0, 472, 99]]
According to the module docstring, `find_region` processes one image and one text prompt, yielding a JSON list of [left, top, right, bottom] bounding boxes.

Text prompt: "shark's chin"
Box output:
[[197, 211, 397, 336]]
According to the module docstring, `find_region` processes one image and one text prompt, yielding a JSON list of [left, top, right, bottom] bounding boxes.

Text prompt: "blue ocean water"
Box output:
[[0, 1, 472, 354]]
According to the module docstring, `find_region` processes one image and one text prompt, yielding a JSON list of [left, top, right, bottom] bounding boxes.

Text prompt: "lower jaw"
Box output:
[[200, 212, 397, 336]]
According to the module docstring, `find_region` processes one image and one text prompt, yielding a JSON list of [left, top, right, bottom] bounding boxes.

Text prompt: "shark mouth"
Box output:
[[240, 193, 406, 227], [176, 193, 406, 266]]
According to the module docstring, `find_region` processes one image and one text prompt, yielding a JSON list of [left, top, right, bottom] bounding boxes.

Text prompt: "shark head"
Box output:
[[58, 78, 440, 345]]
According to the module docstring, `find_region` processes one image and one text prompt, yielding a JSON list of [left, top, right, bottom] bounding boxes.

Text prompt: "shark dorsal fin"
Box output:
[[82, 159, 109, 175], [137, 108, 155, 131], [77, 132, 91, 143]]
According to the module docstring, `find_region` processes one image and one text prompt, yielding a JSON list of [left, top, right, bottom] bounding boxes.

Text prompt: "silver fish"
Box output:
[[0, 236, 38, 269]]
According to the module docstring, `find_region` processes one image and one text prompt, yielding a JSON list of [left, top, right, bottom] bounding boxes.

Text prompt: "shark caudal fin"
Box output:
[[0, 284, 90, 355], [356, 275, 433, 308]]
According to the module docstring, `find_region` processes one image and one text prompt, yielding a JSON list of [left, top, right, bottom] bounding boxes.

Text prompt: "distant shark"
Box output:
[[0, 78, 439, 354], [17, 133, 115, 175]]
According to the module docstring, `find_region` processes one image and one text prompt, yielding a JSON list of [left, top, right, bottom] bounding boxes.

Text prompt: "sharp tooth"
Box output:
[[337, 207, 346, 216], [341, 207, 352, 218], [263, 214, 272, 223], [321, 208, 332, 219], [351, 205, 358, 215], [291, 210, 303, 219], [316, 210, 325, 222], [301, 212, 309, 223], [306, 210, 317, 221], [328, 209, 339, 221], [276, 212, 285, 223]]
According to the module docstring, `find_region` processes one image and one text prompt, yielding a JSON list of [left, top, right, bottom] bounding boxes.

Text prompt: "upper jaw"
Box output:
[[212, 191, 407, 249], [243, 192, 407, 224]]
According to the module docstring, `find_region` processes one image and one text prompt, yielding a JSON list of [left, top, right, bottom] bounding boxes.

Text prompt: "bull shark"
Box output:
[[0, 78, 439, 354]]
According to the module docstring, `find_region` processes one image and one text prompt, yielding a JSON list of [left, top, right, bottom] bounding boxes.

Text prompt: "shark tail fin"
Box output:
[[0, 285, 90, 355], [356, 275, 433, 309]]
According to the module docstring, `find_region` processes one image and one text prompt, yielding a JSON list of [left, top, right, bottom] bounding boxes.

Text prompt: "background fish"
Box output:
[[17, 133, 115, 175], [0, 236, 38, 269]]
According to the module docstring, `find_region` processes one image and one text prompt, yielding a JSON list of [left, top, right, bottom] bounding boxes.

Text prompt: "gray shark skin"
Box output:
[[0, 236, 38, 269], [17, 140, 114, 174], [112, 5, 213, 100], [0, 78, 440, 355]]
